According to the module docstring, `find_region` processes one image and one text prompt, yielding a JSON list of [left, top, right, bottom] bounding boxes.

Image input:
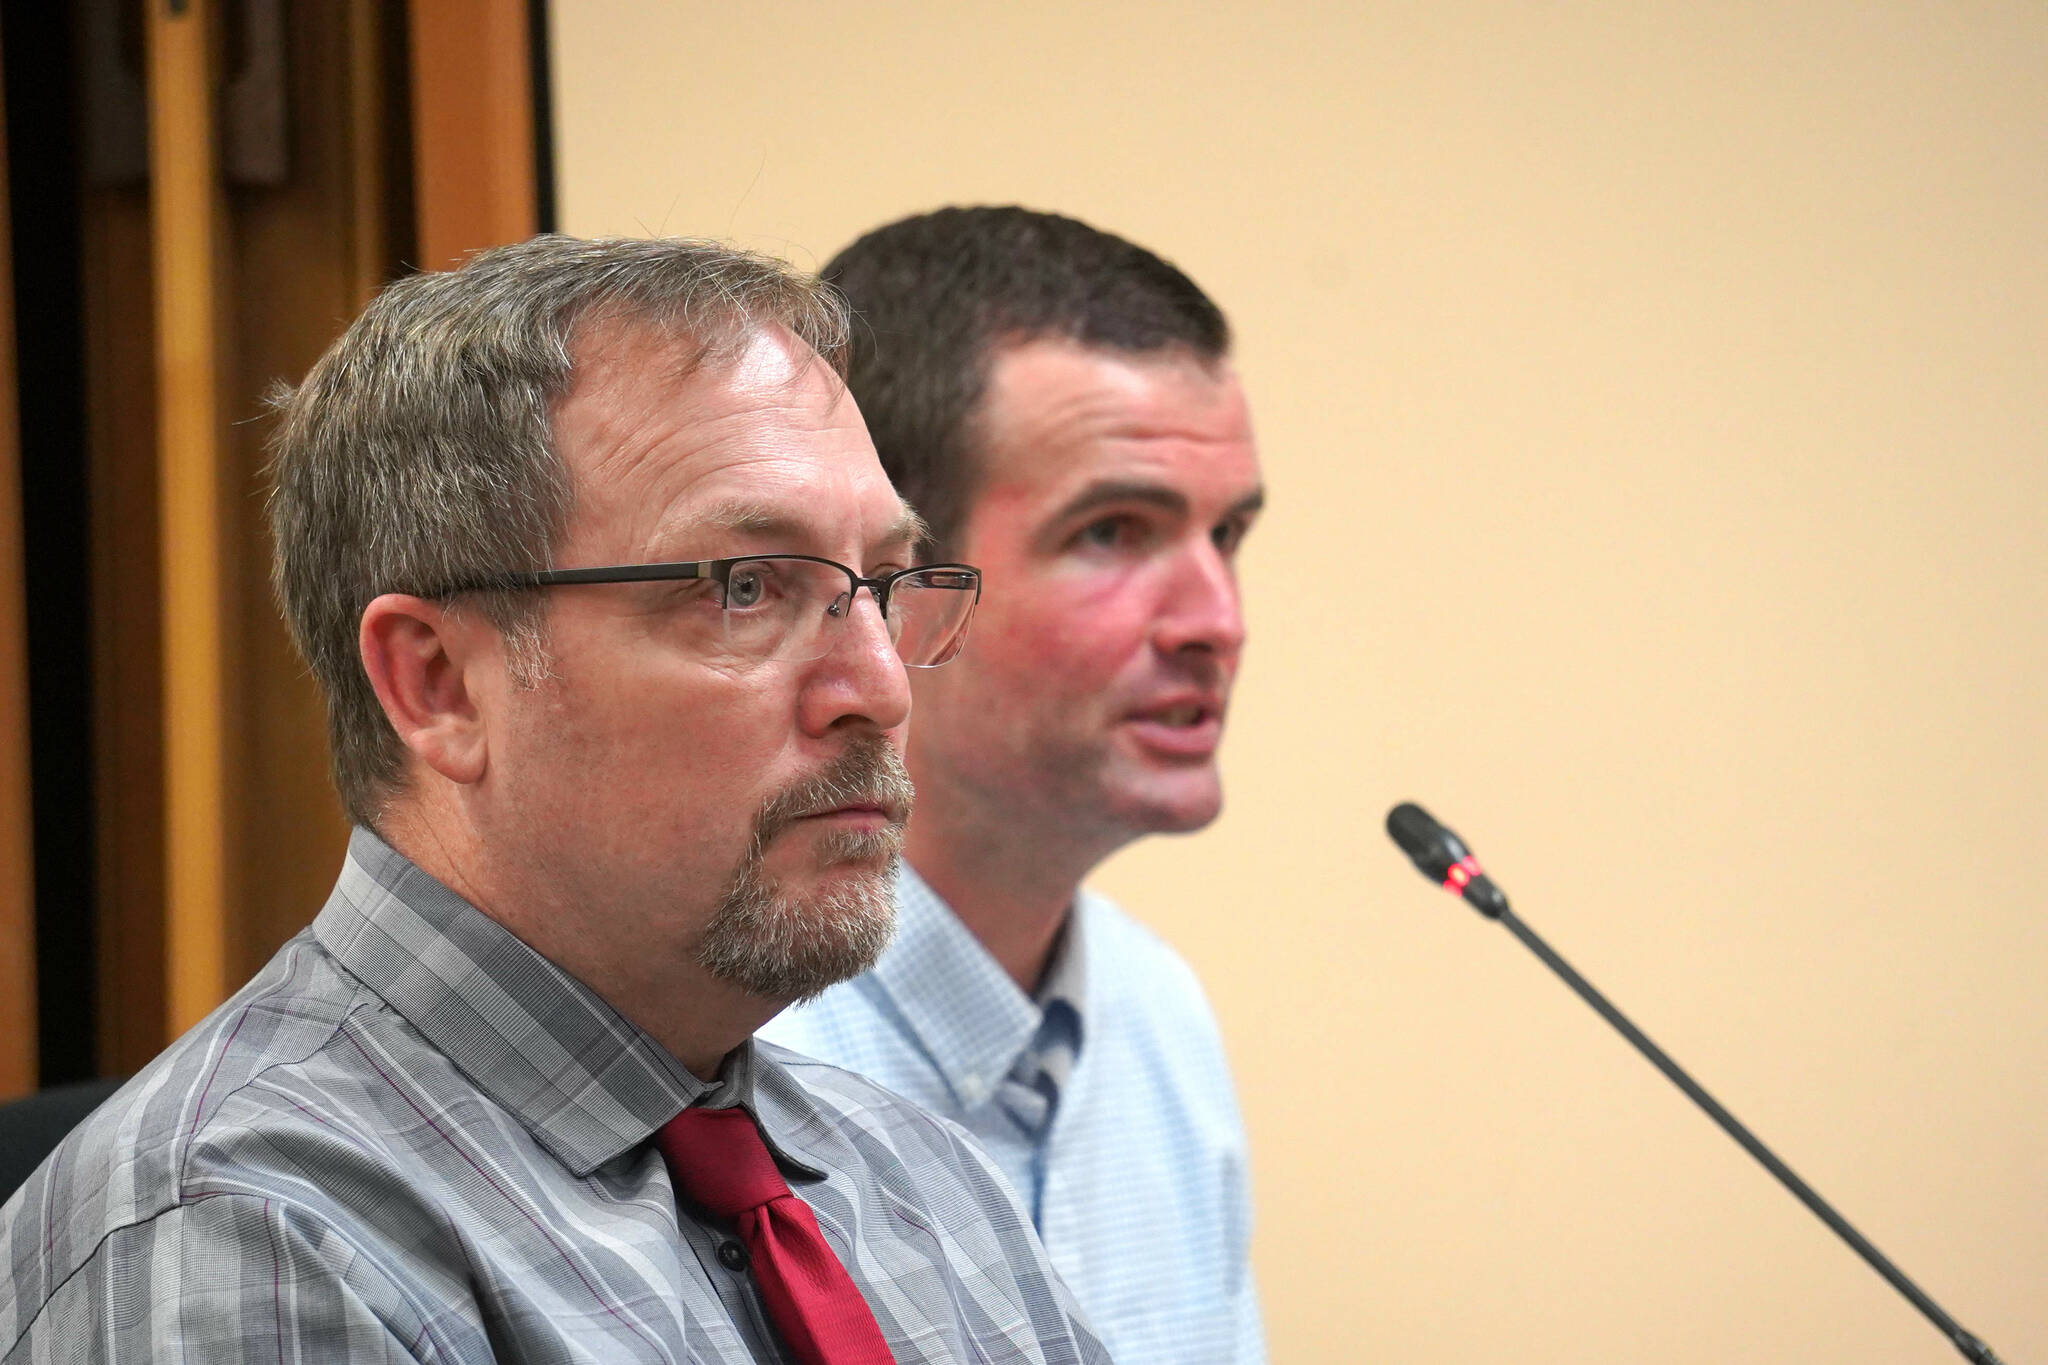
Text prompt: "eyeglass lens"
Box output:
[[720, 559, 977, 666]]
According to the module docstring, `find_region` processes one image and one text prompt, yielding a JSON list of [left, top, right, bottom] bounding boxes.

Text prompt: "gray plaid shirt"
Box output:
[[0, 829, 1108, 1363]]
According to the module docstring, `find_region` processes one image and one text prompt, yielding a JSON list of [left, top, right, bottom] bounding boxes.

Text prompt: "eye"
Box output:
[[1073, 515, 1149, 552], [722, 564, 773, 609], [1211, 515, 1252, 556]]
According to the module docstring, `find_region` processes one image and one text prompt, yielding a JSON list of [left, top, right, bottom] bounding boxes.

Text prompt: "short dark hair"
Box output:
[[823, 206, 1230, 557]]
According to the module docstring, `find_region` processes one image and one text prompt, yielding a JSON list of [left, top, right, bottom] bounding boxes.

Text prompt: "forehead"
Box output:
[[974, 338, 1261, 501], [552, 321, 912, 556]]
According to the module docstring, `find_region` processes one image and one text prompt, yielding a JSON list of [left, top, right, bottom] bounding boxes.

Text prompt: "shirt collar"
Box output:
[[868, 864, 1085, 1111], [1035, 902, 1088, 1020], [314, 827, 821, 1181]]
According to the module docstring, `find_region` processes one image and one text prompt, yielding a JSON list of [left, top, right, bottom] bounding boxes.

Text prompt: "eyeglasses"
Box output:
[[435, 554, 982, 667]]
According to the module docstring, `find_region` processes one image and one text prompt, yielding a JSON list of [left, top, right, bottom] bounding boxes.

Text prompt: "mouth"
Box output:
[[1123, 698, 1227, 757], [794, 800, 906, 831], [756, 734, 916, 846]]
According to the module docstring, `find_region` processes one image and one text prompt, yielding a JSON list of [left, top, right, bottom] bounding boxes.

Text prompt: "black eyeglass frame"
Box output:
[[435, 553, 978, 606], [425, 553, 983, 663]]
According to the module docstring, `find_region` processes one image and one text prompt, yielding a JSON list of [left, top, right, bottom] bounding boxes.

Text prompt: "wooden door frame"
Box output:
[[408, 0, 544, 270], [2, 0, 552, 1085]]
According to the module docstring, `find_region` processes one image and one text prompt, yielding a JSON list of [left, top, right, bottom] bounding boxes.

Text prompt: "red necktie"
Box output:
[[655, 1106, 896, 1365]]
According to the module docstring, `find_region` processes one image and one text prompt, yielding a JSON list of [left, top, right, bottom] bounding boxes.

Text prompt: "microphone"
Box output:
[[1384, 801, 2009, 1365], [1386, 801, 1508, 918]]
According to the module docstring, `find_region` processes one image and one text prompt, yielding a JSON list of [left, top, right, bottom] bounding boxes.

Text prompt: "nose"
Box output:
[[796, 589, 913, 737], [1152, 539, 1247, 661]]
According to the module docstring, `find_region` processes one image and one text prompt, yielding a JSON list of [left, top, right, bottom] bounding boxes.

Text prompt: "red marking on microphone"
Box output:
[[1442, 856, 1483, 894]]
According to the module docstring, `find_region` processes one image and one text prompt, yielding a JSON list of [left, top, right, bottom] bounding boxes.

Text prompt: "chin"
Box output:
[[1110, 777, 1225, 836], [695, 829, 905, 1002], [695, 866, 899, 1003], [1141, 805, 1223, 836]]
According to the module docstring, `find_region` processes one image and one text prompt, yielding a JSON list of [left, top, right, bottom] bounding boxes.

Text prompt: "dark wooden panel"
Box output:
[[0, 13, 37, 1100], [223, 0, 399, 978], [80, 178, 165, 1073]]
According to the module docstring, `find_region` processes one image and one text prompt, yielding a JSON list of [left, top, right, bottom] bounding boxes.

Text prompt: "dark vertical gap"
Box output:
[[527, 0, 555, 233], [3, 0, 98, 1085], [384, 0, 418, 272]]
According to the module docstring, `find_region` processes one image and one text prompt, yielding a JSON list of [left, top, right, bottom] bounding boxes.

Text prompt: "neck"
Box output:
[[375, 797, 779, 1081], [903, 797, 1117, 992]]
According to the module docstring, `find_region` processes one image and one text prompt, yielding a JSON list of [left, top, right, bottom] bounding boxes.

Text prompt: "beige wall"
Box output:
[[552, 4, 2047, 1360]]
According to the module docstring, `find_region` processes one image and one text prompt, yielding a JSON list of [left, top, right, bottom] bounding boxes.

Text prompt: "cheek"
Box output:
[[961, 615, 1094, 704], [544, 658, 795, 799], [1025, 597, 1151, 690], [995, 564, 1153, 668]]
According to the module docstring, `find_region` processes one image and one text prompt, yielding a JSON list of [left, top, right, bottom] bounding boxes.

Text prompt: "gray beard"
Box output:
[[694, 829, 901, 1002], [693, 737, 910, 1002]]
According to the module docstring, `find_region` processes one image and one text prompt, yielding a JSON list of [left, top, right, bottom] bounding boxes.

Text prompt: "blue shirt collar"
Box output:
[[867, 864, 1087, 1112]]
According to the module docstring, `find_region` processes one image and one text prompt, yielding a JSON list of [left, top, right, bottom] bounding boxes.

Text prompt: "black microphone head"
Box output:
[[1387, 802, 1508, 917], [1386, 801, 1467, 879]]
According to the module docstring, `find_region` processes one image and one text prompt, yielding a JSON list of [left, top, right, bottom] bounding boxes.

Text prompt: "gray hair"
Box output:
[[266, 234, 852, 829]]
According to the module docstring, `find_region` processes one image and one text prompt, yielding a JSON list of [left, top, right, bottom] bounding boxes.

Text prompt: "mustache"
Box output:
[[752, 735, 915, 847]]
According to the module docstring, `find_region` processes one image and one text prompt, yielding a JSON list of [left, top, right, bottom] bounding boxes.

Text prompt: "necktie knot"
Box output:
[[652, 1102, 897, 1364], [655, 1106, 790, 1217]]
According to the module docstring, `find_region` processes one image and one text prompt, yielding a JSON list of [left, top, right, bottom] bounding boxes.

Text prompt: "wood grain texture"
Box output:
[[146, 0, 236, 1036], [83, 172, 166, 1074], [94, 0, 404, 1057], [223, 0, 383, 983]]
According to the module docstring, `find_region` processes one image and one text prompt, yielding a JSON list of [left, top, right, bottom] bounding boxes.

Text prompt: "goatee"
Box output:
[[694, 735, 913, 1002]]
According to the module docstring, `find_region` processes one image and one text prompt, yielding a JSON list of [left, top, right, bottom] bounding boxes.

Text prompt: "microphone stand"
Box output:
[[1495, 902, 2007, 1365]]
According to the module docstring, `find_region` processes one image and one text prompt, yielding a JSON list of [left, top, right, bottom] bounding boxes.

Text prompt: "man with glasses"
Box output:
[[765, 207, 1266, 1365], [0, 236, 1102, 1363]]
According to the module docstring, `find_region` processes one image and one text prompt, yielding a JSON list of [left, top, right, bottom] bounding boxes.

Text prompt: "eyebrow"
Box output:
[[1051, 479, 1267, 527], [883, 505, 933, 556], [1226, 488, 1267, 521]]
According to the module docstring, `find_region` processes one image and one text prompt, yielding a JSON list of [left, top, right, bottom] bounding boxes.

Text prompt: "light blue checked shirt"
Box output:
[[0, 830, 1107, 1363], [763, 866, 1264, 1365]]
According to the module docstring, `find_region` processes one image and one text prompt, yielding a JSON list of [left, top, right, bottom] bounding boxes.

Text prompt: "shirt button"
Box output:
[[717, 1240, 750, 1272], [958, 1074, 986, 1104]]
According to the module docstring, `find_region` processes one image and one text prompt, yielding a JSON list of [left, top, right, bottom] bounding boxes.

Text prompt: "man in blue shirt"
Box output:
[[765, 208, 1268, 1364]]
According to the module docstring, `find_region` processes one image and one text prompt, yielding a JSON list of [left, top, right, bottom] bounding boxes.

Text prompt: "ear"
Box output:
[[358, 594, 494, 786]]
